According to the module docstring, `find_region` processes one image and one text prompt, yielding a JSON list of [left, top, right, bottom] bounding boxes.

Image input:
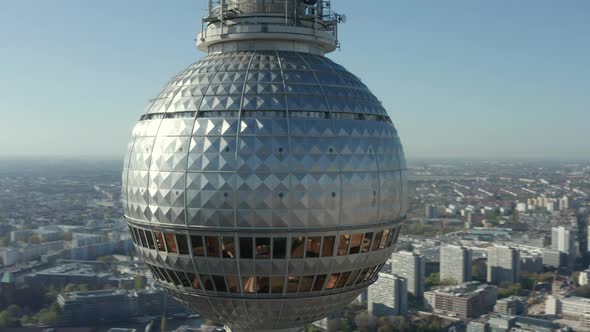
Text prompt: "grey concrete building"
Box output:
[[58, 290, 133, 326], [520, 254, 543, 273], [391, 251, 425, 298], [24, 263, 110, 289], [468, 314, 569, 332], [57, 289, 187, 326], [494, 296, 527, 316], [368, 273, 407, 317], [552, 226, 577, 269], [487, 246, 520, 284], [543, 249, 566, 268], [440, 245, 472, 284], [424, 282, 497, 318]]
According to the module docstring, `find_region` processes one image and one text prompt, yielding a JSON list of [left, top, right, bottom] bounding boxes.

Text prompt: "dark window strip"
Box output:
[[139, 111, 392, 123]]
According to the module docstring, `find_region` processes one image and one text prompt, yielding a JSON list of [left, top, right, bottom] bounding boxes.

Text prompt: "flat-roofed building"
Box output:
[[494, 296, 527, 315], [546, 295, 590, 328], [468, 314, 567, 332], [391, 251, 425, 298], [368, 273, 407, 317], [440, 245, 472, 284], [424, 282, 497, 318], [58, 290, 132, 326], [543, 249, 565, 268], [487, 246, 520, 284], [24, 263, 110, 289]]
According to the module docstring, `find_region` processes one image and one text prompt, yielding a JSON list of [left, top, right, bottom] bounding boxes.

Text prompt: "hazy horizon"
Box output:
[[1, 155, 589, 164], [1, 1, 589, 159]]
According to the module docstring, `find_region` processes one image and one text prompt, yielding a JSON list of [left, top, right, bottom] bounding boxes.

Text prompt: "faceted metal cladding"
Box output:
[[123, 50, 408, 330], [122, 3, 406, 332], [125, 0, 411, 318]]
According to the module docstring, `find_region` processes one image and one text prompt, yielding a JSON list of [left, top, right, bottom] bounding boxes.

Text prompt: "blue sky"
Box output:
[[0, 1, 589, 159]]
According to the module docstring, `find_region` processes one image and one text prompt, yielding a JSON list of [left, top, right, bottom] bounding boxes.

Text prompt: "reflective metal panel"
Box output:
[[123, 50, 407, 331]]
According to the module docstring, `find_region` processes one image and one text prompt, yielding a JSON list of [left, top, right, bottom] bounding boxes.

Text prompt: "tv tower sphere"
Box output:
[[123, 1, 407, 331]]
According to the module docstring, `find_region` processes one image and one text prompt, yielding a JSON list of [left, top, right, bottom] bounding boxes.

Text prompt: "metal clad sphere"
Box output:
[[123, 51, 407, 331]]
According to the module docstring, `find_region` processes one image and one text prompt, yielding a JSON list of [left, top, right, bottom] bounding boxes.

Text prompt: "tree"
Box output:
[[63, 283, 89, 293], [511, 212, 521, 224], [571, 272, 581, 286], [62, 232, 73, 241], [20, 315, 35, 326], [414, 316, 444, 332], [379, 316, 407, 332], [576, 285, 590, 298], [441, 278, 458, 286], [306, 325, 319, 332], [338, 317, 355, 332], [426, 273, 456, 290], [520, 277, 535, 290], [97, 256, 116, 263], [28, 234, 41, 244], [472, 262, 486, 282], [0, 310, 20, 328], [354, 311, 379, 332], [0, 235, 9, 247], [426, 273, 440, 289], [499, 283, 521, 298], [326, 319, 340, 332], [64, 283, 77, 293], [35, 306, 60, 326], [46, 286, 60, 299], [134, 275, 146, 289], [5, 305, 23, 318]]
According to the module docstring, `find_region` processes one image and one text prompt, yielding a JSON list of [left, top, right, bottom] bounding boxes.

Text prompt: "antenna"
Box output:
[[198, 0, 343, 55]]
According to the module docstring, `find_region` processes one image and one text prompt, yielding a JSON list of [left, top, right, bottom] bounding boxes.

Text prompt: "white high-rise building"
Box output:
[[487, 246, 520, 284], [368, 273, 408, 317], [391, 251, 425, 298], [546, 201, 558, 212], [579, 269, 590, 286], [560, 196, 572, 211], [552, 226, 577, 269], [440, 245, 472, 284], [425, 204, 439, 219], [516, 203, 527, 213], [552, 226, 576, 253]]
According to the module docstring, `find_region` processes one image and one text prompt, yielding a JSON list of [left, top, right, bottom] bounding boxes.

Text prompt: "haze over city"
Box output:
[[1, 0, 589, 159], [2, 1, 590, 332]]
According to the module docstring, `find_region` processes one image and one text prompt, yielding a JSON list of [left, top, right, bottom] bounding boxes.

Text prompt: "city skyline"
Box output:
[[1, 0, 589, 159], [1, 1, 590, 331]]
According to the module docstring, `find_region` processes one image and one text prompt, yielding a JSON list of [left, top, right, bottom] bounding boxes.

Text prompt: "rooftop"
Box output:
[[1, 271, 14, 284], [28, 263, 109, 277], [428, 282, 496, 298], [61, 289, 127, 301]]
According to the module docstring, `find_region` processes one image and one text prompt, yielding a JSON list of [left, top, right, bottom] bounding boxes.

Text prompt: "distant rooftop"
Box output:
[[0, 328, 94, 332], [61, 289, 127, 300], [30, 263, 108, 277], [430, 281, 495, 297], [1, 271, 14, 284]]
